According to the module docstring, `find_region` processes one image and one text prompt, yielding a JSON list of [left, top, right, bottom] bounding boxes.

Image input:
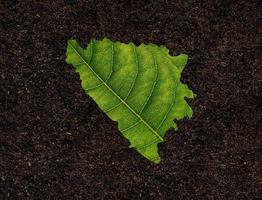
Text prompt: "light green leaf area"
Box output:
[[66, 38, 195, 163]]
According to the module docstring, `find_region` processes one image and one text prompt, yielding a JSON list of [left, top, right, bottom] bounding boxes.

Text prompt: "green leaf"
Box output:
[[66, 38, 195, 163]]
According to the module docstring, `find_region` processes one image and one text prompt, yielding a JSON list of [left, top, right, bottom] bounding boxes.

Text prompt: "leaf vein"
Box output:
[[136, 138, 159, 151], [124, 44, 139, 100], [85, 83, 104, 92], [121, 120, 141, 132], [88, 40, 94, 64], [104, 102, 122, 113], [105, 43, 114, 82], [139, 47, 159, 115]]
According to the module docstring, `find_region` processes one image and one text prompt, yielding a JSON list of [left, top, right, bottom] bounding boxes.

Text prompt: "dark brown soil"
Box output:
[[0, 0, 261, 199]]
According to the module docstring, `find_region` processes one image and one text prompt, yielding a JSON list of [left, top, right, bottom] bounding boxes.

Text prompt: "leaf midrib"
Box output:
[[69, 41, 163, 142]]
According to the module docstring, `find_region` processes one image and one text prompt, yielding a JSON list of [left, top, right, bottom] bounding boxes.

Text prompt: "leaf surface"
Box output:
[[66, 38, 195, 163]]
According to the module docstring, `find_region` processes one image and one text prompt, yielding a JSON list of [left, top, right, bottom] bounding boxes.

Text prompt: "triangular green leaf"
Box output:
[[66, 38, 195, 163]]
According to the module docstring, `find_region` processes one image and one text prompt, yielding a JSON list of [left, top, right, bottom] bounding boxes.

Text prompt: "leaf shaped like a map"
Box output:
[[66, 38, 195, 163]]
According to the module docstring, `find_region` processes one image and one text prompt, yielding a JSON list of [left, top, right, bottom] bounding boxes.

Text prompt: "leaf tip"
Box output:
[[151, 157, 161, 164], [172, 54, 189, 72], [172, 122, 178, 131]]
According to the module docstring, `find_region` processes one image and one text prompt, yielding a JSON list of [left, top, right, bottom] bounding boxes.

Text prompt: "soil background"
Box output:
[[0, 0, 261, 199]]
